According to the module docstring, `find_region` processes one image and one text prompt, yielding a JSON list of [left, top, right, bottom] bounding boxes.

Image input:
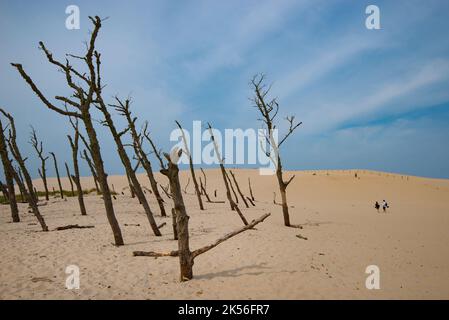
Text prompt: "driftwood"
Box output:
[[133, 213, 270, 259], [54, 224, 95, 231]]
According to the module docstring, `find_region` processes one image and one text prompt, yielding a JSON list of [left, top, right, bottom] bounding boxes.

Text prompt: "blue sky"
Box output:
[[1, 0, 449, 179]]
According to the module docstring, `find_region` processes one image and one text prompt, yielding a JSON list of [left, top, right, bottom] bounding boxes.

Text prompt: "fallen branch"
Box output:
[[133, 213, 270, 258], [54, 224, 95, 231], [296, 234, 308, 240]]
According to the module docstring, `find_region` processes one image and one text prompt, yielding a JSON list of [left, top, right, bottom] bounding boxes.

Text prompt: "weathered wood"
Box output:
[[30, 127, 49, 201], [160, 149, 193, 281], [133, 213, 271, 259], [55, 224, 95, 231], [250, 74, 301, 227], [207, 123, 248, 226], [229, 170, 249, 208], [0, 118, 19, 222], [68, 121, 87, 216], [248, 177, 255, 201], [81, 149, 100, 194], [0, 108, 47, 231], [171, 207, 178, 240], [11, 16, 124, 245], [225, 170, 239, 204], [50, 152, 64, 199], [64, 162, 75, 197], [175, 120, 204, 210], [98, 96, 161, 237]]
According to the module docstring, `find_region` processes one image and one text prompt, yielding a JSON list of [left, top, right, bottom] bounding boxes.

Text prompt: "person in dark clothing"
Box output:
[[382, 200, 389, 213], [374, 201, 380, 212]]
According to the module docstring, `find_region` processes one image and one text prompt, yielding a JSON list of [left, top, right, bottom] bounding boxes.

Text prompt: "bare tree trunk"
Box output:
[[0, 109, 47, 231], [161, 150, 193, 281], [83, 111, 124, 245], [30, 127, 49, 201], [81, 149, 100, 194], [97, 99, 161, 237], [175, 121, 204, 210], [229, 170, 249, 208], [226, 170, 239, 204], [49, 152, 64, 199], [114, 102, 167, 217], [207, 123, 248, 226], [126, 172, 136, 198], [250, 75, 300, 227], [248, 177, 255, 201], [68, 127, 87, 216], [0, 119, 19, 222], [14, 166, 27, 203], [0, 181, 9, 201], [65, 162, 75, 197], [171, 207, 178, 240], [11, 16, 123, 244]]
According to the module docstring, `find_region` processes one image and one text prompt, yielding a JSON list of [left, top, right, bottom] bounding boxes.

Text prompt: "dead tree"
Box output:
[[171, 207, 178, 240], [29, 126, 49, 201], [225, 170, 239, 203], [49, 152, 64, 199], [0, 108, 48, 231], [64, 162, 75, 196], [95, 96, 161, 237], [113, 99, 167, 217], [250, 74, 301, 227], [0, 180, 9, 201], [67, 120, 87, 215], [248, 177, 255, 201], [207, 123, 248, 226], [13, 165, 27, 203], [183, 177, 190, 194], [81, 149, 100, 194], [76, 125, 101, 194], [133, 212, 271, 281], [160, 149, 193, 281], [0, 117, 20, 222], [11, 16, 124, 245], [175, 120, 204, 210], [229, 170, 249, 208]]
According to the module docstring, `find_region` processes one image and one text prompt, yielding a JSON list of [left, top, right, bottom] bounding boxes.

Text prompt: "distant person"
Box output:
[[382, 200, 389, 213], [374, 201, 380, 212]]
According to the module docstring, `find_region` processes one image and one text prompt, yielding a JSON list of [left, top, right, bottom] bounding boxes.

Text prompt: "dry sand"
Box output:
[[1, 169, 448, 299]]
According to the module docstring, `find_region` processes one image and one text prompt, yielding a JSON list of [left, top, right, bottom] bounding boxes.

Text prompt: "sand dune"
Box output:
[[1, 169, 448, 299]]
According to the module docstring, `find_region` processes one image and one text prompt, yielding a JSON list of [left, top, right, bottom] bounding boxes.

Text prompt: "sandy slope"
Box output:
[[0, 169, 448, 299]]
